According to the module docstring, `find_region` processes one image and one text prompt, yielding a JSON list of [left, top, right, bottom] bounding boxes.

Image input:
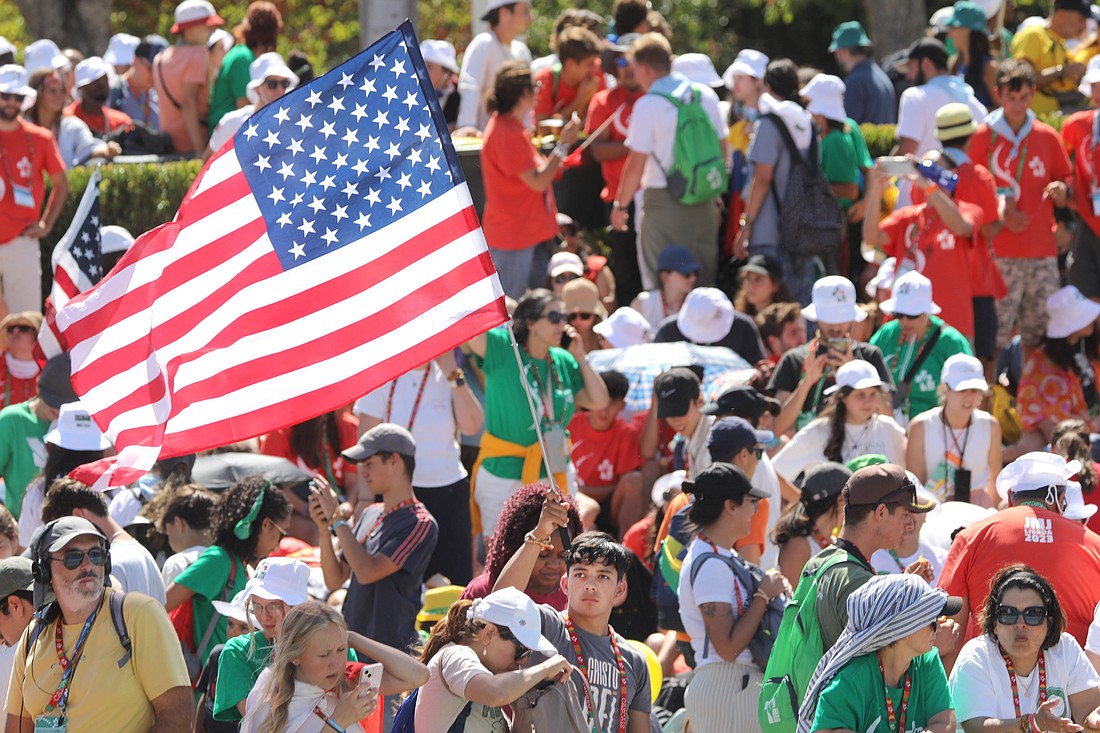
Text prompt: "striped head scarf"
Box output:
[[796, 574, 950, 733]]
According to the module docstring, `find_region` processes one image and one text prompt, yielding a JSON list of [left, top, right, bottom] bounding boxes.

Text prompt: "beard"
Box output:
[[0, 106, 18, 122]]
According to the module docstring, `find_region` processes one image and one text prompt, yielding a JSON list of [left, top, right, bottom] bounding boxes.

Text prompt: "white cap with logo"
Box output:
[[941, 354, 988, 392], [802, 276, 867, 324], [996, 451, 1081, 501], [880, 271, 941, 316], [825, 359, 884, 395], [246, 557, 311, 607]]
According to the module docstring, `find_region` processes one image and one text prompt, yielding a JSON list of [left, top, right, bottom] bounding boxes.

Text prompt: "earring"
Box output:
[[482, 646, 489, 657]]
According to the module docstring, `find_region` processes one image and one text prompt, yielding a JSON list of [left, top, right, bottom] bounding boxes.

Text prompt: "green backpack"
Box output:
[[652, 84, 728, 206], [758, 550, 857, 733]]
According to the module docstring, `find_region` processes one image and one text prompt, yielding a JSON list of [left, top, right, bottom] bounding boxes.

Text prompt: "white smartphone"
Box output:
[[359, 662, 384, 695], [876, 156, 915, 178]]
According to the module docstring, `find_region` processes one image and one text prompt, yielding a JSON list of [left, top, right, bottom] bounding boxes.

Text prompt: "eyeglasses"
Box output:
[[541, 311, 566, 325], [553, 273, 579, 286], [894, 313, 924, 321], [498, 628, 532, 662], [995, 604, 1047, 626], [51, 546, 108, 570], [0, 92, 25, 103], [568, 312, 595, 323], [6, 324, 34, 335], [271, 520, 289, 538], [264, 78, 292, 90]]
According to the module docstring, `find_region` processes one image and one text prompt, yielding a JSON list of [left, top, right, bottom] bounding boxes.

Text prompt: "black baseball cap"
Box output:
[[907, 38, 949, 68], [682, 462, 768, 502], [741, 254, 783, 281], [654, 367, 701, 419], [702, 385, 767, 419], [797, 462, 852, 504]]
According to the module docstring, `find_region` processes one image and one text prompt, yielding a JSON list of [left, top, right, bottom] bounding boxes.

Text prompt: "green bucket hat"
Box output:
[[829, 21, 872, 52], [945, 1, 989, 34]]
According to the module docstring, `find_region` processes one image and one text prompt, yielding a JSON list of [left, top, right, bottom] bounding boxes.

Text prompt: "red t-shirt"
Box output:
[[567, 412, 644, 489], [0, 118, 65, 243], [258, 412, 359, 487], [64, 101, 132, 137], [1062, 109, 1100, 238], [480, 113, 558, 251], [459, 572, 568, 611], [623, 515, 654, 569], [585, 85, 643, 202], [880, 201, 980, 337], [0, 358, 37, 409], [969, 120, 1072, 258], [534, 61, 606, 119], [938, 505, 1100, 645]]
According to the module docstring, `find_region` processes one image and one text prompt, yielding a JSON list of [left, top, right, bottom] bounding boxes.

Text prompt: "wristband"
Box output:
[[552, 143, 570, 159], [524, 531, 554, 550], [1028, 714, 1041, 733], [754, 590, 771, 603], [329, 519, 350, 535]]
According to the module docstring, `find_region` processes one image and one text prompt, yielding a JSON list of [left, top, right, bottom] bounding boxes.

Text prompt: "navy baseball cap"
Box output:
[[707, 416, 773, 459], [656, 245, 700, 276]]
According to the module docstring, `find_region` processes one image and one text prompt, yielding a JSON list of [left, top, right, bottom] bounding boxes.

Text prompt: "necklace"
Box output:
[[563, 615, 628, 733], [810, 525, 834, 550], [845, 419, 875, 457]]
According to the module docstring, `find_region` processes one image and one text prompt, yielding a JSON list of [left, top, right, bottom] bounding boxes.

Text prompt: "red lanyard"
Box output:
[[811, 526, 834, 551], [385, 365, 430, 431], [563, 615, 628, 733], [366, 498, 416, 538], [878, 659, 912, 733], [45, 600, 101, 714], [999, 643, 1047, 718]]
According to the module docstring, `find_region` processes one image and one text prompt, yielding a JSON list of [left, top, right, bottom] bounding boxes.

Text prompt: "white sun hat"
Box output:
[[103, 33, 140, 67], [880, 270, 941, 316], [1045, 285, 1100, 339], [803, 276, 867, 324], [246, 52, 299, 104]]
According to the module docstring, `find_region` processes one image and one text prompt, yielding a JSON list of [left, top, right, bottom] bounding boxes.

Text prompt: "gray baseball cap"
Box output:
[[0, 557, 33, 598], [341, 423, 416, 463]]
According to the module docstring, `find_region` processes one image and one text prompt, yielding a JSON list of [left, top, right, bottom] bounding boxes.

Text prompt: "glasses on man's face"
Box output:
[[0, 92, 25, 103], [996, 604, 1047, 627], [541, 311, 565, 325], [568, 312, 594, 323], [553, 273, 579, 286], [498, 628, 532, 662], [264, 78, 292, 90], [51, 546, 108, 570], [6, 324, 34, 335]]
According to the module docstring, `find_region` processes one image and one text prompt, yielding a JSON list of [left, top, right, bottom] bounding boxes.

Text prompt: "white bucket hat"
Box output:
[[470, 587, 558, 655], [824, 359, 884, 395], [101, 225, 135, 255], [1064, 481, 1098, 521], [212, 589, 255, 626], [23, 39, 69, 76], [880, 270, 941, 316], [0, 65, 34, 98], [996, 451, 1082, 502], [1046, 285, 1100, 339], [941, 354, 988, 392], [802, 74, 847, 124], [803, 276, 867, 324], [677, 287, 735, 344], [672, 53, 722, 87], [207, 28, 234, 54], [246, 52, 299, 104], [1081, 56, 1100, 97], [246, 557, 311, 607], [45, 402, 112, 451], [593, 306, 653, 348], [723, 49, 768, 88], [73, 57, 111, 89], [420, 39, 459, 74], [103, 33, 140, 67]]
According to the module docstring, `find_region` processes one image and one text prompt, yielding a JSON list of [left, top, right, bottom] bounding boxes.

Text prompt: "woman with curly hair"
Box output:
[[165, 476, 291, 673], [460, 483, 582, 610], [208, 0, 282, 128]]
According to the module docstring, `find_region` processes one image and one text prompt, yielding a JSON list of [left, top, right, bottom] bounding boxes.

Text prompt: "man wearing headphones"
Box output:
[[6, 516, 192, 732]]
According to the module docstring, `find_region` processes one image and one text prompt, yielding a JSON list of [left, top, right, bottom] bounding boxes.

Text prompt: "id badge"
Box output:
[[12, 184, 34, 209], [1091, 188, 1100, 217], [34, 715, 65, 733], [542, 424, 569, 475]]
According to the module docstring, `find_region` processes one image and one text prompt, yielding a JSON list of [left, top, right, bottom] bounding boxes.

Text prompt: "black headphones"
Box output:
[[30, 518, 112, 587]]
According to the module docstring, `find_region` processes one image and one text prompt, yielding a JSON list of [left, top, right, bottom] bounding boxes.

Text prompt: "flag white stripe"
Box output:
[[51, 251, 97, 308], [193, 147, 243, 196]]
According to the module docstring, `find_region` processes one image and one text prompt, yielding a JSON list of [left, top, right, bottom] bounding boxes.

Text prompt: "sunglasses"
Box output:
[[541, 311, 565, 325], [568, 312, 594, 323], [553, 273, 579, 286], [51, 546, 108, 570], [6, 324, 34, 335], [996, 604, 1047, 627], [0, 92, 25, 103], [753, 446, 765, 459], [264, 78, 292, 90], [894, 313, 924, 321], [498, 628, 532, 662]]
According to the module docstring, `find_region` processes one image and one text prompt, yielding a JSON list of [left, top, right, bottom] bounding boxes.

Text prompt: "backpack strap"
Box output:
[[901, 325, 943, 386], [760, 113, 820, 217], [649, 83, 702, 178], [687, 551, 742, 660], [195, 559, 239, 661], [153, 54, 182, 111], [109, 590, 132, 669]]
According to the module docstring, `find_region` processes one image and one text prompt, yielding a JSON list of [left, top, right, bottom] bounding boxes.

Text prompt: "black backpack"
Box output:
[[762, 113, 843, 258], [24, 592, 131, 668]]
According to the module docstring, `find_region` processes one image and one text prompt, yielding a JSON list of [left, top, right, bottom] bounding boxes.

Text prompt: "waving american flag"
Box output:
[[58, 22, 507, 488]]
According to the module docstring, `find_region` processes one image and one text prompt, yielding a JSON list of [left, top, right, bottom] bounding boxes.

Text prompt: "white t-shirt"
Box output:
[[625, 73, 727, 190], [684, 414, 716, 479], [456, 31, 532, 130], [208, 104, 255, 154], [18, 477, 45, 548], [630, 290, 672, 329], [161, 544, 208, 586], [754, 453, 781, 571], [679, 537, 755, 669], [0, 642, 16, 692], [110, 537, 167, 604], [242, 667, 366, 733], [354, 361, 467, 488], [1085, 599, 1100, 656], [870, 539, 949, 585], [895, 76, 987, 155], [771, 415, 907, 484], [414, 642, 505, 733], [949, 633, 1100, 723]]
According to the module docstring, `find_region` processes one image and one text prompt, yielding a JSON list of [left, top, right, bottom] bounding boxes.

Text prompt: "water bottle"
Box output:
[[916, 159, 959, 195]]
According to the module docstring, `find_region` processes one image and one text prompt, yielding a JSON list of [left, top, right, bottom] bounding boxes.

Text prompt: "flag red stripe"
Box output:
[[52, 265, 81, 302], [176, 166, 257, 224]]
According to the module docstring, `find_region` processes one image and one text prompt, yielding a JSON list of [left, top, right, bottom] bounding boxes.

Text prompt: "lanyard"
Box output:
[[887, 550, 906, 572], [999, 643, 1047, 718], [365, 498, 416, 538], [989, 132, 1028, 183], [528, 354, 560, 423], [0, 124, 34, 187], [563, 615, 628, 733], [44, 600, 101, 715], [385, 365, 431, 432], [699, 535, 747, 613], [878, 659, 912, 733], [312, 705, 345, 732], [810, 526, 834, 551], [941, 411, 972, 479]]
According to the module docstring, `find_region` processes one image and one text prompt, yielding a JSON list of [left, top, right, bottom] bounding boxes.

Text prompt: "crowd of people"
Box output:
[[8, 0, 1100, 732]]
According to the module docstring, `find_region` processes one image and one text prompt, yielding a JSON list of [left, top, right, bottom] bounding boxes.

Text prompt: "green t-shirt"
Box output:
[[870, 317, 974, 421], [807, 544, 876, 652], [0, 401, 50, 518], [812, 650, 953, 733], [477, 326, 583, 479], [846, 117, 873, 171], [173, 545, 248, 659], [208, 44, 255, 130], [213, 630, 358, 720], [820, 128, 860, 209]]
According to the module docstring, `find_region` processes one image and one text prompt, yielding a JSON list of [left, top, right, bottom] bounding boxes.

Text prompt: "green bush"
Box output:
[[859, 123, 896, 159]]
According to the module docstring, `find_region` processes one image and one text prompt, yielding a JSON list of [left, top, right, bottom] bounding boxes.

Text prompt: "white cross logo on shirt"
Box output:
[[15, 156, 31, 179], [1029, 156, 1046, 179], [936, 229, 956, 250]]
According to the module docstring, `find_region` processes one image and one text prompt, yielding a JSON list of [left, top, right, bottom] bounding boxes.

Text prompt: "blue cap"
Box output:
[[656, 244, 700, 276], [706, 416, 773, 460]]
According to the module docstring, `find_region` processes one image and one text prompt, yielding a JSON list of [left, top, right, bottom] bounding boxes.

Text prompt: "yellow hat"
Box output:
[[935, 102, 977, 141]]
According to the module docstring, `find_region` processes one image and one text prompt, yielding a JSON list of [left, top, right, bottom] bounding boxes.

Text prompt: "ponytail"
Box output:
[[420, 600, 486, 663]]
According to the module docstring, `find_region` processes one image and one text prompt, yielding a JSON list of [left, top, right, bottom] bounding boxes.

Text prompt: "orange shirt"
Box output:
[[63, 101, 132, 137], [585, 85, 643, 202], [153, 44, 210, 154], [0, 118, 65, 243], [479, 113, 558, 251], [969, 120, 1071, 258], [939, 505, 1100, 645], [258, 412, 359, 487], [534, 60, 606, 120], [1061, 109, 1100, 238]]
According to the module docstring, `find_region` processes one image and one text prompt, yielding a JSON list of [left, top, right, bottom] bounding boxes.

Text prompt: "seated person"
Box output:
[[654, 287, 766, 365], [534, 26, 605, 123], [756, 301, 807, 364]]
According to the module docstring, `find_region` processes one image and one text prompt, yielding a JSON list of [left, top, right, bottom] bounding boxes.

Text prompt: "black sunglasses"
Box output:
[[264, 78, 292, 90], [553, 273, 579, 285], [996, 604, 1047, 627], [568, 312, 594, 322], [0, 92, 24, 102], [498, 628, 532, 661], [541, 311, 565, 325], [51, 546, 108, 570], [6, 324, 34, 335]]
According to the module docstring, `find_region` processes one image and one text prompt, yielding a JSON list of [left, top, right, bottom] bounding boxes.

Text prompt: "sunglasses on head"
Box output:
[[498, 628, 532, 661], [996, 604, 1047, 627], [6, 324, 34, 335], [0, 92, 24, 103], [541, 311, 565, 325], [264, 78, 291, 90], [51, 546, 108, 570], [568, 312, 594, 322], [553, 273, 579, 286]]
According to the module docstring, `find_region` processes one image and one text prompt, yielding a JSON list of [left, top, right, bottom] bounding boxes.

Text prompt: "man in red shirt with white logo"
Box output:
[[1060, 57, 1100, 303], [968, 60, 1072, 356], [0, 65, 67, 317]]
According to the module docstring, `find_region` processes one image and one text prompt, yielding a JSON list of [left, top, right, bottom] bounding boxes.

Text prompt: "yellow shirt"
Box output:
[[5, 588, 190, 731], [1012, 24, 1075, 114]]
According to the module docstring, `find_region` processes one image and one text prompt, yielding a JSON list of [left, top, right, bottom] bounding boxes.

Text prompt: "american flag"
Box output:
[[36, 167, 103, 365], [57, 22, 507, 488]]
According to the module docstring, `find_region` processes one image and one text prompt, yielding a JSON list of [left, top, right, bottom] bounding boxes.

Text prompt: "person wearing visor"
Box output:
[[940, 452, 1100, 646], [414, 586, 572, 732], [950, 564, 1100, 733], [205, 51, 297, 158]]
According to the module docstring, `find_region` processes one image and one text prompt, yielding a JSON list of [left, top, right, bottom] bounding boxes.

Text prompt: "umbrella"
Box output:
[[586, 343, 753, 413], [192, 452, 312, 491]]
